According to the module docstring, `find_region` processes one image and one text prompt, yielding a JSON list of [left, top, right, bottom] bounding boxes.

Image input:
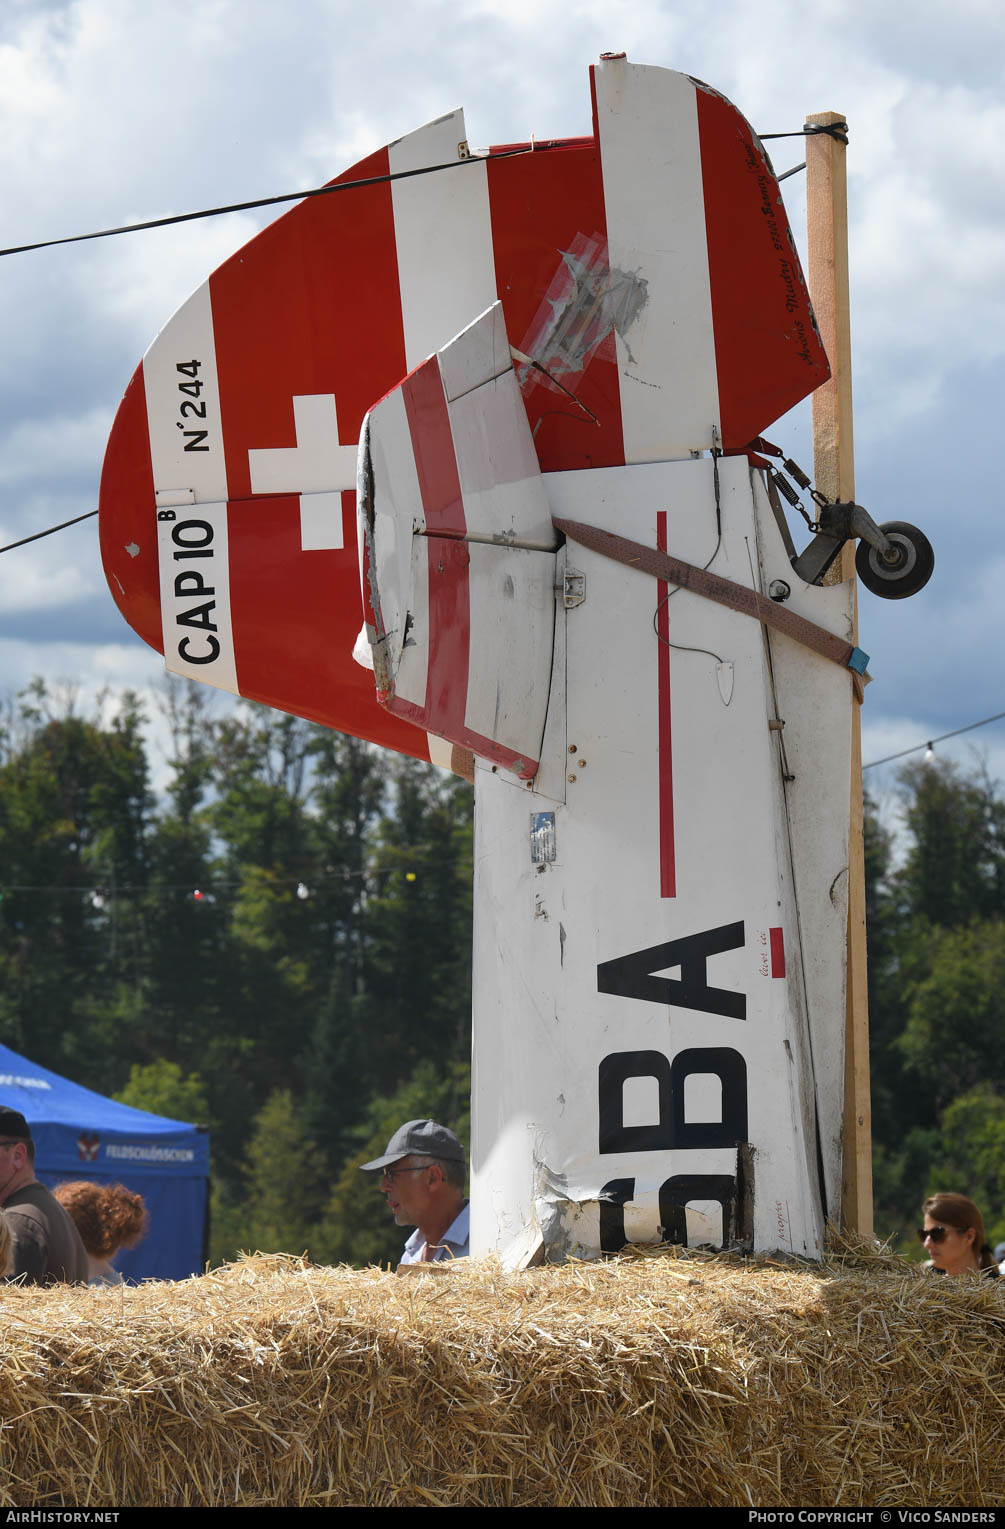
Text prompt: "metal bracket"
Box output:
[[562, 568, 585, 609], [790, 500, 892, 587]]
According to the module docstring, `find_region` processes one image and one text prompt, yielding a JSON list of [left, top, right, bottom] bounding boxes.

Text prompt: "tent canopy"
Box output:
[[0, 1044, 209, 1280]]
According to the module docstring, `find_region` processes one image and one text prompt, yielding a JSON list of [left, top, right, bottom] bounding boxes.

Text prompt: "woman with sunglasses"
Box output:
[[919, 1193, 999, 1278]]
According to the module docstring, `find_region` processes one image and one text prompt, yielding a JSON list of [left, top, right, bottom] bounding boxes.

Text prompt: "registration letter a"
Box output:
[[597, 921, 745, 1020]]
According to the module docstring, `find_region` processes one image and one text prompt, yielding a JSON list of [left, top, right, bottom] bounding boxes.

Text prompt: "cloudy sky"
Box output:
[[1, 0, 1002, 801]]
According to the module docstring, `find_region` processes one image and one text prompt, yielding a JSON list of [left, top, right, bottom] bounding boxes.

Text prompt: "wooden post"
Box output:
[[805, 110, 873, 1239]]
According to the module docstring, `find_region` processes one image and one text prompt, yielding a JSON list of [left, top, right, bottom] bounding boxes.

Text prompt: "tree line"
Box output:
[[866, 756, 1005, 1251], [0, 680, 471, 1267], [0, 679, 1001, 1264]]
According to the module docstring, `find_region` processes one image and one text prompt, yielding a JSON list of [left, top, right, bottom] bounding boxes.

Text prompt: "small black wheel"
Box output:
[[855, 520, 934, 600]]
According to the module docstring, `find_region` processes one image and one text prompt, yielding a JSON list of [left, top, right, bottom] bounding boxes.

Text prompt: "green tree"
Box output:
[[894, 759, 1005, 928], [115, 1058, 210, 1124], [211, 1088, 328, 1263], [897, 922, 1005, 1111], [869, 758, 1005, 1245], [0, 685, 152, 1084], [356, 760, 473, 1100], [930, 1084, 1005, 1248]]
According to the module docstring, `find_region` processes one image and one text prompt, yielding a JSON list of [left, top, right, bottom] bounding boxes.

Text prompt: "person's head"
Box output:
[[0, 1108, 35, 1201], [920, 1193, 993, 1276], [360, 1120, 466, 1236], [52, 1181, 147, 1259]]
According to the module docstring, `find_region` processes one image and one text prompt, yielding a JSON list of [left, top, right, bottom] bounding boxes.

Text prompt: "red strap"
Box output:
[[553, 516, 869, 680]]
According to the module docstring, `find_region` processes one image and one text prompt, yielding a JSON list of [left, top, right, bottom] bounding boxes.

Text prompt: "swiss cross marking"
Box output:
[[248, 394, 357, 551]]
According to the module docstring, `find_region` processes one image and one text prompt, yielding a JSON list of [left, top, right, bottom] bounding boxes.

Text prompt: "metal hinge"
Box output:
[[562, 568, 585, 608]]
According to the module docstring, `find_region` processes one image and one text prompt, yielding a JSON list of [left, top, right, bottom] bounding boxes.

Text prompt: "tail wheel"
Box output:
[[855, 520, 934, 600]]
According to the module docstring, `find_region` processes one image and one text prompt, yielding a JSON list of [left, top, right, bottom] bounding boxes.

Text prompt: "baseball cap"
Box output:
[[359, 1119, 465, 1172], [0, 1108, 32, 1142]]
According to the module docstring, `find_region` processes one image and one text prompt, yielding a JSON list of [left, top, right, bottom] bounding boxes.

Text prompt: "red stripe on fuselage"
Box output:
[[656, 510, 676, 898], [770, 926, 786, 977]]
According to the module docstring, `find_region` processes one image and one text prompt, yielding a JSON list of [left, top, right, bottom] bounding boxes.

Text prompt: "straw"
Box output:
[[0, 1244, 999, 1506]]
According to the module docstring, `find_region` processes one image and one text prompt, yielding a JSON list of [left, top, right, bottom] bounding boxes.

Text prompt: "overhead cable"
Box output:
[[0, 508, 98, 554], [0, 145, 537, 259], [0, 123, 831, 262], [862, 709, 1005, 770], [761, 122, 849, 144]]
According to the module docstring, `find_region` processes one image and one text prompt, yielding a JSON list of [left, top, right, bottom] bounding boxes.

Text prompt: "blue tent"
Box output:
[[0, 1044, 209, 1281]]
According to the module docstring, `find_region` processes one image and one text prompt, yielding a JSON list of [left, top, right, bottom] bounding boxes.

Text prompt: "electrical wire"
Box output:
[[0, 860, 417, 898], [0, 119, 826, 551], [652, 448, 725, 662], [0, 124, 842, 262], [760, 123, 849, 144], [0, 509, 97, 554], [0, 144, 537, 260], [863, 709, 1005, 770]]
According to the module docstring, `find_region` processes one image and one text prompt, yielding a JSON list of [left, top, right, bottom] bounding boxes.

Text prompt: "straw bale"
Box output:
[[0, 1245, 1001, 1507]]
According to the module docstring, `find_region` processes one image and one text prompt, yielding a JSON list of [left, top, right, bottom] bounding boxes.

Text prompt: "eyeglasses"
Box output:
[[381, 1165, 431, 1183], [918, 1225, 951, 1244], [0, 1140, 25, 1150]]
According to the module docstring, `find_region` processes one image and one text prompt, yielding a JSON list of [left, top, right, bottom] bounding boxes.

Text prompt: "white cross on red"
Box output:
[[248, 394, 357, 551]]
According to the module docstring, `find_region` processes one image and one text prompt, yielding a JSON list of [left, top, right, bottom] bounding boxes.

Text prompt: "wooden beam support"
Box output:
[[805, 110, 873, 1239]]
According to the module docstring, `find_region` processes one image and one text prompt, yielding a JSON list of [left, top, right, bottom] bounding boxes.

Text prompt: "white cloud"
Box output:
[[0, 552, 92, 616], [0, 407, 112, 485], [0, 0, 999, 760], [90, 214, 267, 356], [0, 633, 161, 695]]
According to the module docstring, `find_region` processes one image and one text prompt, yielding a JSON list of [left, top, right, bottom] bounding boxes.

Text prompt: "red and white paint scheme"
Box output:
[[358, 302, 557, 778], [99, 57, 855, 1262], [98, 58, 826, 753]]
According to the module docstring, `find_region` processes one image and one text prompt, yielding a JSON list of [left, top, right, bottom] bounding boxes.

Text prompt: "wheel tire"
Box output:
[[855, 520, 934, 600]]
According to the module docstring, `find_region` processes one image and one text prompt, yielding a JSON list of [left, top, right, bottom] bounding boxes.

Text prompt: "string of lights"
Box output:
[[862, 709, 1005, 770], [0, 864, 420, 901]]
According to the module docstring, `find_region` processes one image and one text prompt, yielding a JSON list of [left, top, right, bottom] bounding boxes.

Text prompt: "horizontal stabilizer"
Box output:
[[358, 304, 557, 777]]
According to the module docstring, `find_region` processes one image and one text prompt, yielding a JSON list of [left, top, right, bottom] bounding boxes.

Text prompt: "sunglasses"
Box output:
[[917, 1225, 951, 1244], [381, 1165, 431, 1183]]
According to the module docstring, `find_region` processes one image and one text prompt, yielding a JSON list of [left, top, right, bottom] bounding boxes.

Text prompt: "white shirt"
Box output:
[[400, 1202, 470, 1264]]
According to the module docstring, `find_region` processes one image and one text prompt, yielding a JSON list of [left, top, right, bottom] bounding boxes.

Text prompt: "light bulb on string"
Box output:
[[924, 742, 935, 763], [296, 882, 310, 901]]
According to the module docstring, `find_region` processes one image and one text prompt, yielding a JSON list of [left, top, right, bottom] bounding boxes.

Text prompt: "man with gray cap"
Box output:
[[360, 1119, 469, 1264], [0, 1107, 88, 1284]]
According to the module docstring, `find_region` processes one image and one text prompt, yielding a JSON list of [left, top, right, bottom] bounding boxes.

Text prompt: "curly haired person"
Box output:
[[53, 1180, 147, 1285]]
